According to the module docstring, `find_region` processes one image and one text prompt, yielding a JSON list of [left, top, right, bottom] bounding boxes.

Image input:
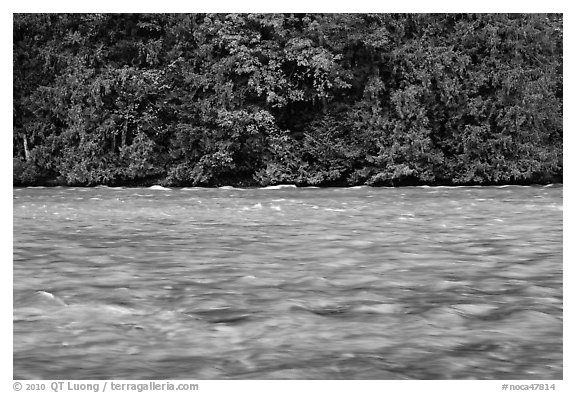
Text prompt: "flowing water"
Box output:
[[13, 185, 563, 380]]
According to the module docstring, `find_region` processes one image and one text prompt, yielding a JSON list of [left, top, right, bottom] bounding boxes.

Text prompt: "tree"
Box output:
[[13, 13, 562, 187]]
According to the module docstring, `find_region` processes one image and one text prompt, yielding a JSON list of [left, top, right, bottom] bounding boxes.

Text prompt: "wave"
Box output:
[[15, 291, 68, 308]]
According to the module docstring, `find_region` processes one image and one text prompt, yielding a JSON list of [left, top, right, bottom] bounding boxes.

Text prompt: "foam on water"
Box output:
[[260, 184, 297, 189], [242, 203, 263, 210], [149, 185, 171, 190]]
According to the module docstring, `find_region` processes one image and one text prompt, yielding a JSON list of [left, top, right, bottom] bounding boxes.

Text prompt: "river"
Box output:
[[13, 185, 563, 379]]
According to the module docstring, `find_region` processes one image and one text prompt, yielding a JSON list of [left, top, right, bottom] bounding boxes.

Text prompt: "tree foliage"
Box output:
[[13, 13, 562, 186]]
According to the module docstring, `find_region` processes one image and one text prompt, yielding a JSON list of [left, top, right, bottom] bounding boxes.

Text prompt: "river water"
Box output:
[[13, 185, 563, 380]]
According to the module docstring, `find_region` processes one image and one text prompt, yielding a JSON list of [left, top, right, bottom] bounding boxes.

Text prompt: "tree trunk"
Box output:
[[23, 135, 30, 162], [122, 119, 127, 147]]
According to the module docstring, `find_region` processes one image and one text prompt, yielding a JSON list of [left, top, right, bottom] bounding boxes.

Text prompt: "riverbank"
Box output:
[[13, 171, 563, 189], [12, 158, 562, 188]]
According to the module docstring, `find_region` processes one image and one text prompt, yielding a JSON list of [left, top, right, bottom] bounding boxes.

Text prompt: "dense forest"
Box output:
[[13, 13, 563, 187]]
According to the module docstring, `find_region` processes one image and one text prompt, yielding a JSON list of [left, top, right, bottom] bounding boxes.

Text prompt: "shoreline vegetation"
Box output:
[[14, 14, 562, 188]]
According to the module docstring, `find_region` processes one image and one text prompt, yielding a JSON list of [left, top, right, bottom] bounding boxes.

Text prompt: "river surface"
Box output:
[[13, 185, 563, 380]]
